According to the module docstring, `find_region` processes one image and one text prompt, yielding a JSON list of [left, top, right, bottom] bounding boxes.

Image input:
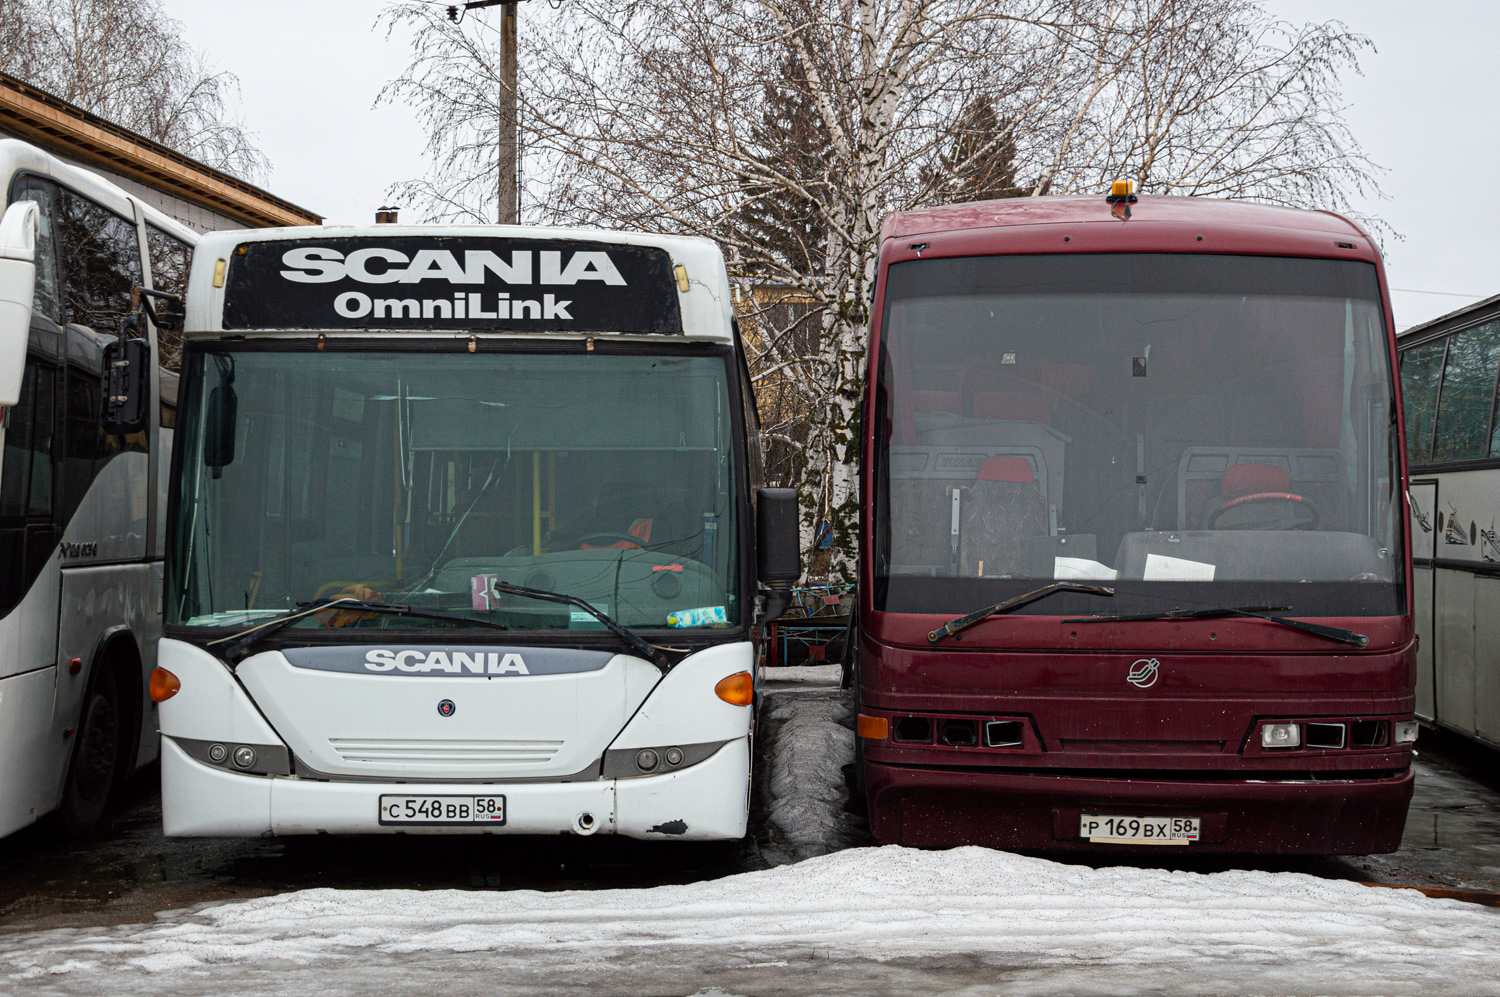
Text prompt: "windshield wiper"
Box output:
[[928, 582, 1115, 644], [493, 581, 673, 670], [1063, 606, 1369, 648], [208, 597, 510, 664]]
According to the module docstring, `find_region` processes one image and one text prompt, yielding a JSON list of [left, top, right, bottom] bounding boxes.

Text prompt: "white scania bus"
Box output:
[[154, 224, 799, 839], [0, 139, 196, 838]]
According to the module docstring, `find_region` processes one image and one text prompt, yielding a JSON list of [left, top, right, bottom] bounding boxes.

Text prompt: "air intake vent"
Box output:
[[329, 738, 561, 766], [1304, 723, 1346, 749]]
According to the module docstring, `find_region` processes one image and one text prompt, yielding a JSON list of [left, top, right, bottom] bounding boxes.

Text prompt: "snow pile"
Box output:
[[3, 846, 1499, 994], [757, 690, 867, 864]]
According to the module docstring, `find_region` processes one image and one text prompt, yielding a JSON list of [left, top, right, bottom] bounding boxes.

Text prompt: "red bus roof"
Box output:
[[880, 194, 1380, 265]]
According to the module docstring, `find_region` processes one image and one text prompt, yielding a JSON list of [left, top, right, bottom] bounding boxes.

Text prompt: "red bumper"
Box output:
[[864, 762, 1414, 854]]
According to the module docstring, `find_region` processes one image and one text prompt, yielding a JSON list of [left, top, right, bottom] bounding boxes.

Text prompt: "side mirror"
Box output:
[[203, 382, 238, 473], [756, 487, 801, 621], [0, 200, 39, 408], [100, 338, 150, 434]]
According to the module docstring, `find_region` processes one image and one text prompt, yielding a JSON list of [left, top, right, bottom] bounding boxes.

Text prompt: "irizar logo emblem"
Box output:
[[1126, 657, 1160, 689], [363, 649, 530, 675]]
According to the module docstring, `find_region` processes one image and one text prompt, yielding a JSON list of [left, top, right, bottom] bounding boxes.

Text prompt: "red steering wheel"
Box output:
[[1207, 491, 1320, 530]]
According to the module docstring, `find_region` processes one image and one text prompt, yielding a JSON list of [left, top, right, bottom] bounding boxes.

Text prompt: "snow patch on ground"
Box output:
[[756, 687, 867, 865], [2, 846, 1498, 994], [760, 664, 843, 687]]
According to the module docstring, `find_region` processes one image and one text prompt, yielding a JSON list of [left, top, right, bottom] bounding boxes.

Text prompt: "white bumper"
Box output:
[[162, 733, 749, 840]]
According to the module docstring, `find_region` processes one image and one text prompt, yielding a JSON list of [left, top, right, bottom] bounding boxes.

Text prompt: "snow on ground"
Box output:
[[754, 680, 868, 865], [2, 846, 1498, 996]]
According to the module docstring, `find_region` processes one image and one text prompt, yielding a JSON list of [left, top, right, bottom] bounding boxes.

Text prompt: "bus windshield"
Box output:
[[170, 348, 740, 631], [874, 253, 1402, 618]]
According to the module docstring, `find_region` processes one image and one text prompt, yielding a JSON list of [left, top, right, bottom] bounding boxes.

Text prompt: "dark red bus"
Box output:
[[853, 190, 1415, 853]]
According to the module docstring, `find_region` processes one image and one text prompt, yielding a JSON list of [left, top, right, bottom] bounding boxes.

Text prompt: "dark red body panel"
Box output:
[[857, 195, 1415, 855]]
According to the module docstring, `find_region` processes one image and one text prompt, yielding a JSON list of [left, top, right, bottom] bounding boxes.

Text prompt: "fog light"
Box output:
[[149, 667, 180, 702], [208, 743, 227, 763], [1394, 720, 1419, 745], [232, 745, 256, 768], [664, 747, 683, 766], [1261, 723, 1301, 748], [636, 748, 659, 771]]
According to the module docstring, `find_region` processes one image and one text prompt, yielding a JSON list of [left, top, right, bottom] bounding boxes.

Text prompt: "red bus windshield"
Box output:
[[872, 254, 1402, 618]]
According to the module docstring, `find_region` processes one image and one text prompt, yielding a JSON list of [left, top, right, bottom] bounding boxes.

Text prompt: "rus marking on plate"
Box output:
[[1126, 657, 1160, 688]]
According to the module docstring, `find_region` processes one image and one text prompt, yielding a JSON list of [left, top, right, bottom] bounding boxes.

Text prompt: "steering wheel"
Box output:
[[575, 531, 645, 549], [1207, 492, 1320, 531]]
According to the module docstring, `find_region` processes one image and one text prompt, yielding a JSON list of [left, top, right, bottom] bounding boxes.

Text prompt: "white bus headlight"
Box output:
[[1394, 721, 1419, 745], [1261, 723, 1301, 748]]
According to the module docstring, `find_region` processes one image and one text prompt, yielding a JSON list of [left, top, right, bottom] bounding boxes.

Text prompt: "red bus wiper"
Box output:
[[1063, 606, 1369, 648], [928, 582, 1115, 644]]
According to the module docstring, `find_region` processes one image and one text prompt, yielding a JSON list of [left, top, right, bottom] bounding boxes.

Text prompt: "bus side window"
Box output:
[[53, 184, 147, 454], [7, 176, 62, 325], [1430, 321, 1500, 464], [146, 225, 193, 372], [55, 185, 143, 335], [62, 362, 116, 523]]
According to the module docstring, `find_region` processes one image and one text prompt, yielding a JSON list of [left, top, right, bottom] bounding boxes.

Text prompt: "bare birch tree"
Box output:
[[383, 0, 1378, 580], [0, 0, 269, 181]]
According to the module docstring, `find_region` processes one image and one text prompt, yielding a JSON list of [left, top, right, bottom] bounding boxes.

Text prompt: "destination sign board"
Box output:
[[221, 237, 684, 334]]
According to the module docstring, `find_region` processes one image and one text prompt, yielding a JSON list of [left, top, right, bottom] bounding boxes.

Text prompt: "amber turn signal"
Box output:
[[857, 714, 889, 740], [714, 671, 754, 706], [149, 667, 181, 703]]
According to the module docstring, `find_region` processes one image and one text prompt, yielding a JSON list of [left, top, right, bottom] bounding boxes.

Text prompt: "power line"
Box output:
[[1390, 287, 1485, 298]]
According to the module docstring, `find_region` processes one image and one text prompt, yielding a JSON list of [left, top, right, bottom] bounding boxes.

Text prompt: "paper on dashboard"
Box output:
[[1055, 557, 1118, 581], [1143, 553, 1216, 581]]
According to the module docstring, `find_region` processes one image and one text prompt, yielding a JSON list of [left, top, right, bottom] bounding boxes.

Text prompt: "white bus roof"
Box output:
[[0, 138, 198, 245], [184, 225, 735, 343]]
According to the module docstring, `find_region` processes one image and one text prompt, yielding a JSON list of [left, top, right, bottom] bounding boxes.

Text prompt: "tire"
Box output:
[[60, 662, 121, 836]]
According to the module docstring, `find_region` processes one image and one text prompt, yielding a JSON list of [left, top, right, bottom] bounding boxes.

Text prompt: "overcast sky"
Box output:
[[160, 0, 1498, 332]]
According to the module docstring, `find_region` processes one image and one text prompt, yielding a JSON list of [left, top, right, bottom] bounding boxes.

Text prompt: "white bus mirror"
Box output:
[[0, 200, 39, 407]]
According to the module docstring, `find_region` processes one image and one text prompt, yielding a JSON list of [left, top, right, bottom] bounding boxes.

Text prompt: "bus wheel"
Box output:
[[61, 663, 121, 835]]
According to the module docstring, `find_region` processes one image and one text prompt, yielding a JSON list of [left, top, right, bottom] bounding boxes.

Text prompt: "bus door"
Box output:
[[1409, 478, 1437, 720]]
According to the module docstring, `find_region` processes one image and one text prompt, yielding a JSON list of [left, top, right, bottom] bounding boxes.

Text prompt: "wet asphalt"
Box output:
[[1, 693, 1497, 936]]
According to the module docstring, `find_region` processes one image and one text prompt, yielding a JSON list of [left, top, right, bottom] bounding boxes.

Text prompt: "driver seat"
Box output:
[[1202, 462, 1295, 529]]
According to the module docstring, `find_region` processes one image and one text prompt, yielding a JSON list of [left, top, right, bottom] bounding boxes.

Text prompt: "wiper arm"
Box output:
[[928, 582, 1115, 644], [1063, 605, 1369, 649], [493, 581, 672, 670], [208, 597, 509, 664]]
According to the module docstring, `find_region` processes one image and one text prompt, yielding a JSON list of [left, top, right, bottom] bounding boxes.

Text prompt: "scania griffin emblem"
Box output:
[[437, 699, 456, 717], [1126, 658, 1160, 689]]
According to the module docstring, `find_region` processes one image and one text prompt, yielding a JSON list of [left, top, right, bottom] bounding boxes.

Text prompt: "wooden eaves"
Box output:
[[0, 71, 320, 228]]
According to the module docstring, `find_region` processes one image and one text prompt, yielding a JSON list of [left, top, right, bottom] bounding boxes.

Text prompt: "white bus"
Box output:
[[154, 224, 800, 839], [1397, 298, 1500, 749], [0, 139, 197, 837]]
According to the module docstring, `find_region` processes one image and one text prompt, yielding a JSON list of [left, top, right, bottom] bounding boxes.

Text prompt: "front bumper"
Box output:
[[864, 760, 1414, 854], [162, 735, 750, 840]]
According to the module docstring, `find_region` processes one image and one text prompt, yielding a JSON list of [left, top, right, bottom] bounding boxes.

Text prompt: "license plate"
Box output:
[[379, 795, 506, 825], [1079, 814, 1199, 844]]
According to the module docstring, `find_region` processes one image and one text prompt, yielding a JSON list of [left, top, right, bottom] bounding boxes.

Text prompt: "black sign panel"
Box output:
[[222, 237, 683, 334]]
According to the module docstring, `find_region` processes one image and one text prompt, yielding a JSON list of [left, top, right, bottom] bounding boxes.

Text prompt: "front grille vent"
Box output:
[[328, 739, 562, 766]]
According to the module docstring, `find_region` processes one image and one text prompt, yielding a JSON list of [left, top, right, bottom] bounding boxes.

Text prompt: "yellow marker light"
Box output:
[[212, 259, 227, 288], [149, 667, 181, 703], [1110, 180, 1135, 198], [714, 671, 754, 706], [674, 264, 690, 293], [857, 714, 890, 740]]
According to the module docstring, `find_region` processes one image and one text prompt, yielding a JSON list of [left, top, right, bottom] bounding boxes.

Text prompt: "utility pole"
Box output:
[[450, 1, 527, 224]]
